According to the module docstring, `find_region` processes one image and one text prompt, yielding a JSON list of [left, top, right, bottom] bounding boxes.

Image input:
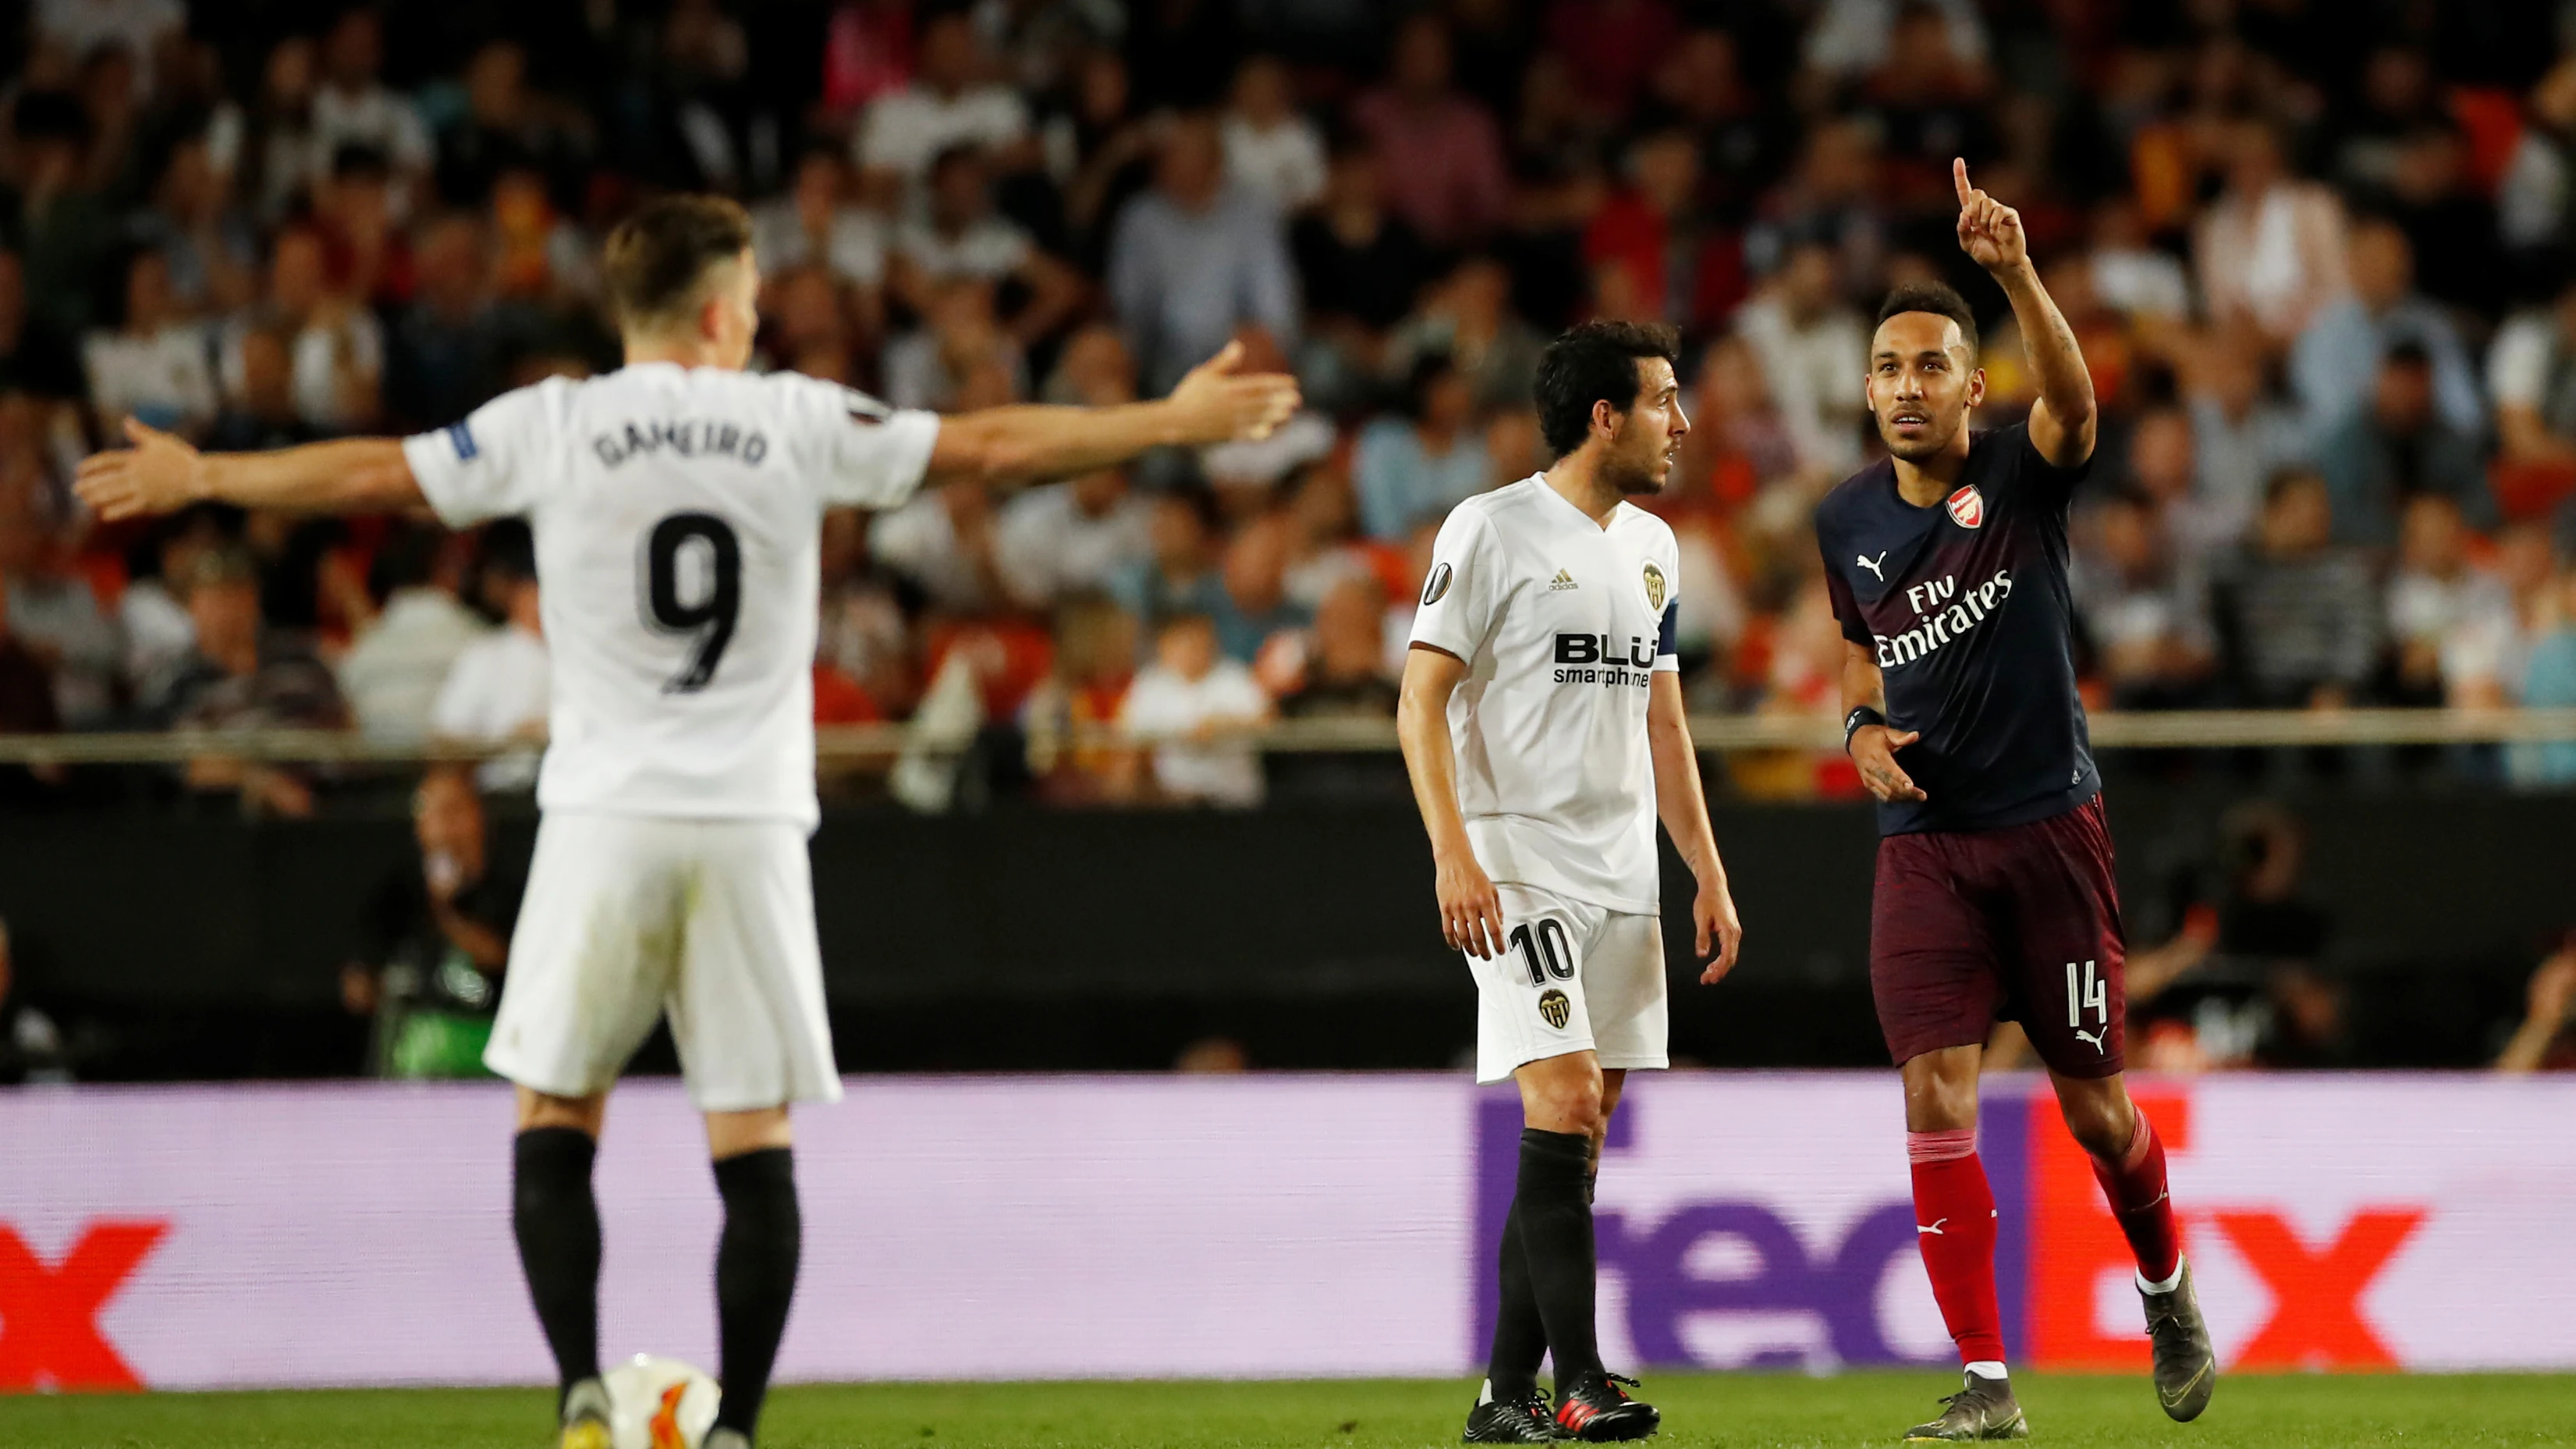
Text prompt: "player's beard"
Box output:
[[1608, 440, 1673, 496]]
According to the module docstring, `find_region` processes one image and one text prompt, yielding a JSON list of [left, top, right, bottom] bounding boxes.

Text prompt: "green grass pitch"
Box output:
[[3, 1373, 2571, 1447]]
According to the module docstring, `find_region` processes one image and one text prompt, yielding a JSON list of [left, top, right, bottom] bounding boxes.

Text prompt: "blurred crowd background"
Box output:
[[4, 0, 2576, 810], [1, 0, 2574, 1083]]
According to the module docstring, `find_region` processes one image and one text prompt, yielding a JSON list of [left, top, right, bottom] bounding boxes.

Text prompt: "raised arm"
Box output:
[[1648, 672, 1741, 982], [1397, 643, 1506, 961], [1954, 158, 2095, 469], [924, 340, 1299, 489], [76, 419, 424, 521]]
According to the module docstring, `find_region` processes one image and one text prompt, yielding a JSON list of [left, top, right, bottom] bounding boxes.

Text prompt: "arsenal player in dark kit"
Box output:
[[1814, 162, 2216, 1442]]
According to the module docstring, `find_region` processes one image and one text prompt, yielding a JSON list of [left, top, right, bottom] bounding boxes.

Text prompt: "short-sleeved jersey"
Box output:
[[1816, 421, 2097, 837], [1409, 476, 1681, 915], [402, 362, 941, 829]]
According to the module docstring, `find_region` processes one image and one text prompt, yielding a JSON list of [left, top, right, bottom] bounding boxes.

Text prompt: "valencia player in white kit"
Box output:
[[76, 196, 1297, 1449], [1399, 321, 1743, 1444]]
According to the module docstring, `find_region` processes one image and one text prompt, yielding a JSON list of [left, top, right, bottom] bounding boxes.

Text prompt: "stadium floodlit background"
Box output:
[[2, 0, 2576, 1442]]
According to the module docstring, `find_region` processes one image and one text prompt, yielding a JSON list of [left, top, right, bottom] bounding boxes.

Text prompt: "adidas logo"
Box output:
[[1549, 570, 1578, 591]]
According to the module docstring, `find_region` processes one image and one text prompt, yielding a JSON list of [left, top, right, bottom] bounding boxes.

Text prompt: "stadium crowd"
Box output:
[[3, 0, 2576, 813]]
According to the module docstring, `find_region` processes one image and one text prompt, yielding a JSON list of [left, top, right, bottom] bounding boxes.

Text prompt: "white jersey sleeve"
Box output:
[[772, 373, 942, 510], [1652, 527, 1682, 673], [401, 378, 573, 526], [1408, 506, 1504, 661]]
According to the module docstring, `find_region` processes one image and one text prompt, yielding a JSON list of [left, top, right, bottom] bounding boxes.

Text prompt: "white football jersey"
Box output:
[[1408, 476, 1681, 915], [402, 363, 941, 829]]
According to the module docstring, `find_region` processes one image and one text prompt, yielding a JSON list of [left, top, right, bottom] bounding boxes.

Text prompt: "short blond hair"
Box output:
[[601, 194, 754, 332]]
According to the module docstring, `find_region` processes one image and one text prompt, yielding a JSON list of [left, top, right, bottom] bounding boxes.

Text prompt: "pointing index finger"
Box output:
[[1953, 157, 1973, 205]]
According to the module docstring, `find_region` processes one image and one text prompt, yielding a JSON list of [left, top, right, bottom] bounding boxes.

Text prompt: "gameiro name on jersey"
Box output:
[[400, 362, 941, 830], [1408, 476, 1681, 915], [1816, 421, 2099, 838]]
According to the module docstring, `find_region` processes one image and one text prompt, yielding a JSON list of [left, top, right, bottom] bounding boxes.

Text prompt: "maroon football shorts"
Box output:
[[1868, 795, 2127, 1078]]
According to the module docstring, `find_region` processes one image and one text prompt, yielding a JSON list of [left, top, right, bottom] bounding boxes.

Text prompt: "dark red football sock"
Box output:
[[2089, 1112, 2182, 1284], [1908, 1130, 2006, 1366]]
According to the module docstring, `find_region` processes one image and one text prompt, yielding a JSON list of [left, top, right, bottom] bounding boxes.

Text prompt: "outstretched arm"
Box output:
[[77, 420, 424, 520], [924, 340, 1300, 489], [1954, 158, 2095, 469]]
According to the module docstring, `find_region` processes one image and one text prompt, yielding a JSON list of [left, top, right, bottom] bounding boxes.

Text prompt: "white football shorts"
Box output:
[[485, 812, 842, 1112], [1470, 882, 1669, 1085]]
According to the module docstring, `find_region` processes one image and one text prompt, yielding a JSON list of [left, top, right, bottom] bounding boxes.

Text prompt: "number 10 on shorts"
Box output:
[[2065, 959, 2107, 1029]]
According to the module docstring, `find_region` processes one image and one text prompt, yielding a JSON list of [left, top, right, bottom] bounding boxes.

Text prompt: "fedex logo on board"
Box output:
[[1469, 1087, 2428, 1373]]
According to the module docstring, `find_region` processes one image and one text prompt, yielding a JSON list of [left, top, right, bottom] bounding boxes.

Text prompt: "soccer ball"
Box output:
[[602, 1353, 719, 1449]]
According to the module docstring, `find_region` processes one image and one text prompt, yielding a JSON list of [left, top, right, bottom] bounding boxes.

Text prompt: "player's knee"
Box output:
[[2056, 1088, 2134, 1160], [1520, 1066, 1606, 1138]]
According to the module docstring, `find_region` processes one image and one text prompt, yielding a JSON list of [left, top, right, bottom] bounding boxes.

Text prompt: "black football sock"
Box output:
[[1517, 1128, 1603, 1383], [712, 1148, 803, 1439], [511, 1127, 603, 1403], [1486, 1199, 1549, 1400]]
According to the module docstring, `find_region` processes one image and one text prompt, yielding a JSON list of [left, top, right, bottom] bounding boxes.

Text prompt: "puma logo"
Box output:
[[2075, 1028, 2107, 1053], [1917, 1218, 1949, 1236], [1857, 551, 1889, 582]]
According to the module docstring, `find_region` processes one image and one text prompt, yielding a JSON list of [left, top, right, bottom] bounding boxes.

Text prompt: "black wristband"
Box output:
[[1843, 706, 1887, 755]]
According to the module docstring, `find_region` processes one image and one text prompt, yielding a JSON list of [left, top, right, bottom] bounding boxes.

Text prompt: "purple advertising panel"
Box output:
[[4, 1073, 2574, 1389]]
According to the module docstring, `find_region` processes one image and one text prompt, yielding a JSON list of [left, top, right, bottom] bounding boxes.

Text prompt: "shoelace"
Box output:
[[1601, 1373, 1642, 1401]]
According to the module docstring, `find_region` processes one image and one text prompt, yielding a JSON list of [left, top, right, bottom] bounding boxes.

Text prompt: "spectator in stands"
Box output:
[[871, 474, 1004, 616], [2486, 275, 2576, 465], [9, 89, 114, 339], [224, 225, 382, 435], [1742, 116, 1886, 295], [1105, 112, 1298, 393], [1118, 611, 1270, 808], [1220, 55, 1325, 216], [83, 249, 218, 437], [881, 276, 1027, 413], [432, 40, 584, 211], [2180, 338, 2309, 555], [1350, 14, 1509, 251], [890, 146, 1084, 350], [750, 145, 885, 342], [338, 526, 484, 745], [310, 9, 431, 208], [854, 9, 1031, 208], [2085, 199, 2191, 323], [0, 511, 117, 731], [2386, 494, 2516, 709], [342, 765, 523, 1079], [385, 213, 502, 432], [2500, 57, 2576, 292], [207, 321, 320, 453], [2194, 117, 2351, 350], [1042, 47, 1157, 271], [130, 134, 257, 319], [2496, 946, 2576, 1073], [2517, 569, 2576, 784], [1289, 135, 1429, 405], [1278, 574, 1397, 721], [2314, 341, 2491, 547], [1020, 591, 1141, 805], [1354, 355, 1489, 544], [431, 526, 548, 792], [2291, 218, 2482, 440], [151, 544, 348, 815], [994, 467, 1152, 612], [1733, 242, 1869, 477], [1209, 512, 1310, 666], [1109, 491, 1229, 640], [2074, 488, 2216, 710], [2210, 468, 2382, 710], [1585, 128, 1740, 336], [1384, 254, 1543, 417]]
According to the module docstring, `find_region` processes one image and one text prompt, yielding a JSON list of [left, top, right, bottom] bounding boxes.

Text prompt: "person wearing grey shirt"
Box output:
[[1106, 114, 1299, 394], [2209, 469, 2383, 709]]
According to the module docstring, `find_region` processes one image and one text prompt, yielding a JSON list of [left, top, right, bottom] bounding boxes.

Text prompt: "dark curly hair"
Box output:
[[1875, 282, 1980, 359], [1533, 320, 1682, 459]]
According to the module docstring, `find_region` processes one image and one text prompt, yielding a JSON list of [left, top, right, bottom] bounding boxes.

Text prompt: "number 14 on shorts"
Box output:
[[2066, 958, 2108, 1047]]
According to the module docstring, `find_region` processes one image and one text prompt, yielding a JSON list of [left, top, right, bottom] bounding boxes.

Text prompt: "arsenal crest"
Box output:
[[1641, 562, 1667, 613], [1946, 485, 1985, 529]]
